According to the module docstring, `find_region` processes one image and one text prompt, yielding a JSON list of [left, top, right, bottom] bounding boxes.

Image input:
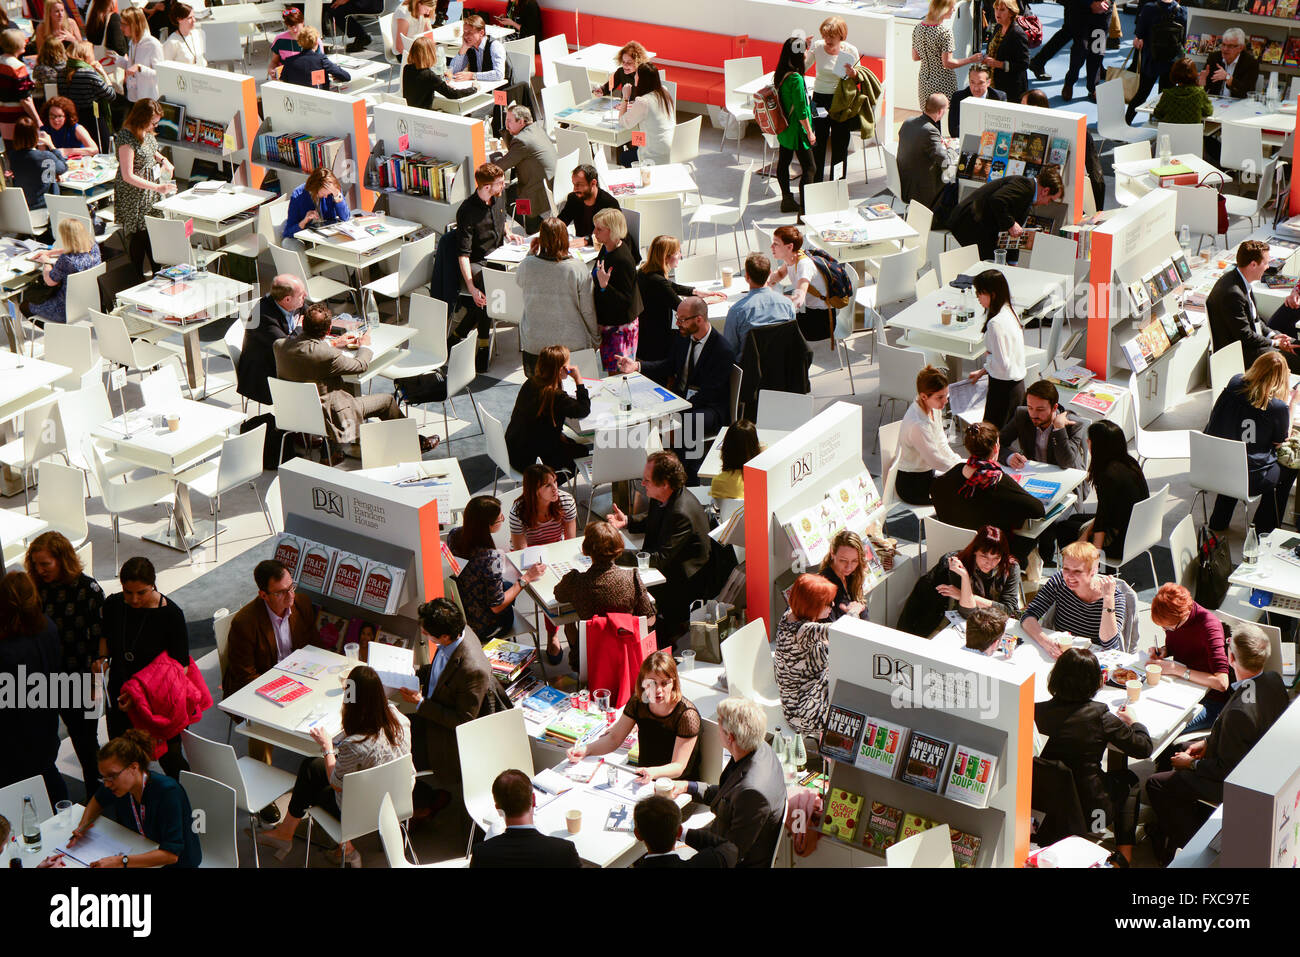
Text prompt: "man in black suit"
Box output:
[[897, 93, 953, 213], [1145, 624, 1291, 865], [238, 274, 304, 407], [946, 169, 1064, 260], [672, 697, 786, 867], [999, 379, 1087, 471], [1200, 28, 1259, 98], [607, 451, 713, 643], [948, 63, 1006, 138], [616, 297, 736, 481], [631, 795, 738, 867], [1206, 239, 1300, 372], [469, 769, 581, 868]]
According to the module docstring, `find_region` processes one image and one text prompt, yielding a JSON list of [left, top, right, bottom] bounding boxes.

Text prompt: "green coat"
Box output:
[[1151, 85, 1213, 124], [777, 72, 811, 151]]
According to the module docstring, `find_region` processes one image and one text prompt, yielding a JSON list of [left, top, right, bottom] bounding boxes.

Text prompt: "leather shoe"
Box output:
[[345, 37, 370, 53], [1032, 66, 1051, 81], [257, 801, 282, 826], [1060, 85, 1074, 102], [419, 434, 441, 454], [780, 196, 800, 213]]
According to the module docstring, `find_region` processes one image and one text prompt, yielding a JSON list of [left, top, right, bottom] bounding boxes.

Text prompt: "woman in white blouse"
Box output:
[[967, 268, 1026, 430], [767, 224, 835, 344], [803, 16, 859, 181], [121, 7, 163, 102], [393, 0, 435, 56], [161, 2, 206, 67], [617, 68, 674, 167], [897, 364, 964, 505]]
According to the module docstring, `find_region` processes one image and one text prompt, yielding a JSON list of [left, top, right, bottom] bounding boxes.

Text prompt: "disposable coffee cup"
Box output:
[[1056, 635, 1073, 652], [940, 309, 952, 325], [166, 414, 180, 432], [640, 168, 652, 186], [1126, 679, 1142, 703], [721, 267, 734, 286], [565, 809, 582, 833], [653, 778, 673, 798], [1145, 664, 1162, 686]]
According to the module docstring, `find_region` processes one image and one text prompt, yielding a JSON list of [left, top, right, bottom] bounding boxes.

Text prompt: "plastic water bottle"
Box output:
[[1158, 134, 1171, 165], [1179, 225, 1192, 257], [1244, 525, 1260, 565], [620, 375, 633, 412], [21, 796, 39, 854]]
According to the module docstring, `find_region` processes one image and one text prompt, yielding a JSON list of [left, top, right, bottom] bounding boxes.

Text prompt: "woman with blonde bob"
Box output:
[[1205, 350, 1300, 534], [1021, 541, 1122, 655], [121, 7, 164, 103], [515, 217, 599, 374], [591, 207, 643, 372], [27, 216, 101, 324]]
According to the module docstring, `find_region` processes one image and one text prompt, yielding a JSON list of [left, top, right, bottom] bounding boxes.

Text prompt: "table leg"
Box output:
[[182, 327, 206, 397], [142, 482, 226, 552]]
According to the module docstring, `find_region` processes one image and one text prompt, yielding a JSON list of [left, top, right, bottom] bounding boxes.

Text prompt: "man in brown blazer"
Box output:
[[272, 302, 436, 459], [223, 559, 324, 766]]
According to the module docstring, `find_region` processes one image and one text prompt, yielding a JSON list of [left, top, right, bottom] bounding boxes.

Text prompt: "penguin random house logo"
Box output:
[[312, 487, 344, 518], [397, 118, 409, 138], [174, 74, 186, 93], [49, 888, 152, 937], [282, 96, 295, 115]]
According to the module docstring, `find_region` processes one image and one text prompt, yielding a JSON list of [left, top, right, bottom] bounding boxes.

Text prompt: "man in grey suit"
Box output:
[[999, 379, 1087, 471], [671, 697, 786, 867], [496, 105, 556, 232], [272, 302, 435, 460], [897, 93, 953, 213]]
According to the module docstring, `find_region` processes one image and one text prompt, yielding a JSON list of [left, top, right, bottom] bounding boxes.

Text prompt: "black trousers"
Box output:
[[1145, 769, 1215, 864], [811, 91, 852, 181], [106, 705, 188, 780], [287, 755, 341, 820], [983, 376, 1024, 432], [59, 705, 102, 801], [1126, 64, 1174, 123], [673, 407, 726, 485], [797, 307, 833, 343], [1063, 14, 1109, 94], [326, 0, 380, 40], [777, 144, 817, 209], [1209, 462, 1298, 534], [896, 469, 936, 505], [1030, 7, 1076, 71], [125, 230, 154, 279]]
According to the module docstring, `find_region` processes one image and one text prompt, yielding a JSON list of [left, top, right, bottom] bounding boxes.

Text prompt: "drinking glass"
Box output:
[[680, 649, 696, 672], [55, 801, 73, 826], [344, 642, 360, 661], [636, 551, 650, 570], [594, 689, 612, 723], [994, 249, 1007, 266]]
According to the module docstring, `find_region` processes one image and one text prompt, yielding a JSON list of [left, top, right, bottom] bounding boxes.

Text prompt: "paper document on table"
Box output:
[[276, 647, 336, 680], [589, 764, 651, 805], [367, 641, 418, 692], [487, 242, 529, 264], [946, 376, 987, 418], [445, 79, 475, 90], [392, 474, 453, 524], [555, 756, 603, 783], [626, 375, 677, 406], [57, 830, 131, 866], [295, 705, 342, 737], [1142, 684, 1196, 710], [106, 412, 157, 436], [532, 767, 576, 795]]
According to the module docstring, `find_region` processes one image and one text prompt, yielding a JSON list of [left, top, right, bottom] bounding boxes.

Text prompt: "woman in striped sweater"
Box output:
[[1021, 541, 1123, 656]]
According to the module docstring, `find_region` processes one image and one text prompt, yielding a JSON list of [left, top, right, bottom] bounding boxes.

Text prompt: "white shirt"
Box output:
[[807, 39, 860, 95], [984, 305, 1026, 381], [126, 35, 165, 101], [162, 28, 207, 68], [620, 94, 674, 166], [897, 400, 963, 475], [792, 254, 828, 309], [264, 600, 294, 660]]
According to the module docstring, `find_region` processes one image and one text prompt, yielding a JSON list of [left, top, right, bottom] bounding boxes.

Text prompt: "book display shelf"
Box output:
[[155, 63, 260, 186], [368, 103, 487, 230]]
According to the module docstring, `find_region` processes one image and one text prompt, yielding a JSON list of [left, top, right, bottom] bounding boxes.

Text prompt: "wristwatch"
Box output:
[[120, 854, 129, 868]]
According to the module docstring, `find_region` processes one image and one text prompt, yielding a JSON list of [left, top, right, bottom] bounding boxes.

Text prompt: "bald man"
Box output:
[[897, 93, 954, 212], [238, 273, 306, 407]]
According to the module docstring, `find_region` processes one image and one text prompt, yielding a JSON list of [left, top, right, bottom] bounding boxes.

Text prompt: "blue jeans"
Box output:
[[1181, 698, 1224, 735]]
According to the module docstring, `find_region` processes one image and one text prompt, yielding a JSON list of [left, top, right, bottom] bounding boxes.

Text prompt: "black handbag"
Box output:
[[394, 369, 447, 405], [1193, 525, 1232, 610]]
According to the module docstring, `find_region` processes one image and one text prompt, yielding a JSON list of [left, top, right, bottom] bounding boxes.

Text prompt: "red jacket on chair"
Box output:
[[585, 613, 655, 709], [120, 652, 214, 758]]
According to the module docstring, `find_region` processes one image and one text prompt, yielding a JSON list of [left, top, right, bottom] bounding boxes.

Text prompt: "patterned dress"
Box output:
[[774, 611, 831, 736], [913, 21, 957, 103], [112, 126, 161, 238], [30, 246, 102, 324], [36, 573, 106, 674]]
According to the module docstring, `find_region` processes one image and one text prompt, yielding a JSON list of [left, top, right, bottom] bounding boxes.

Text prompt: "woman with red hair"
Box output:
[[1147, 583, 1230, 732], [775, 573, 839, 736]]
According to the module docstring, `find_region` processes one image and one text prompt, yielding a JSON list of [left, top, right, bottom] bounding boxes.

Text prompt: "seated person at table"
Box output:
[[594, 41, 653, 98], [931, 421, 1044, 565], [25, 216, 100, 326], [617, 67, 674, 167], [568, 651, 702, 781], [1145, 623, 1288, 865], [554, 520, 657, 671], [7, 116, 66, 210], [1147, 583, 1231, 734], [402, 34, 474, 110], [721, 253, 797, 357], [964, 606, 1008, 655], [1204, 351, 1300, 534], [223, 558, 323, 766], [256, 666, 410, 866], [1199, 27, 1258, 98], [41, 95, 96, 154], [1046, 418, 1148, 562], [897, 524, 1022, 636], [1152, 57, 1213, 123], [274, 302, 437, 460], [1206, 240, 1300, 373], [710, 418, 761, 501], [469, 769, 581, 868], [896, 365, 964, 506], [63, 730, 201, 867], [1021, 542, 1123, 654], [448, 495, 544, 642], [99, 556, 191, 780], [615, 297, 737, 482], [633, 794, 739, 868], [449, 14, 506, 82], [999, 379, 1086, 471], [268, 6, 307, 75], [238, 273, 306, 408], [1036, 648, 1152, 861], [637, 235, 726, 363], [947, 62, 1005, 137], [504, 344, 591, 477], [818, 529, 868, 622], [282, 167, 351, 245], [495, 104, 555, 232], [606, 451, 713, 643], [945, 167, 1064, 261], [557, 163, 621, 248], [516, 220, 600, 376], [669, 696, 786, 868], [0, 28, 40, 148], [774, 573, 838, 737], [279, 26, 350, 91], [509, 464, 578, 548]]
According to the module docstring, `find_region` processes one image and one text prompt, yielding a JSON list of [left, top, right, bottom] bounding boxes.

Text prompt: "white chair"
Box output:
[[673, 254, 717, 287], [1219, 124, 1266, 178], [916, 269, 939, 298], [553, 126, 592, 165], [176, 425, 273, 563], [923, 516, 976, 571], [1188, 431, 1259, 531], [668, 115, 702, 173], [200, 20, 245, 69], [1113, 142, 1154, 206], [1102, 483, 1168, 585], [374, 294, 449, 394], [178, 770, 238, 868], [1216, 610, 1285, 675], [1112, 141, 1152, 165], [1096, 77, 1158, 148], [875, 342, 928, 424], [82, 434, 177, 568], [359, 417, 420, 469], [554, 60, 591, 104], [887, 823, 955, 867], [37, 461, 89, 550], [1209, 341, 1244, 397], [538, 33, 570, 91], [265, 475, 283, 533], [1169, 513, 1198, 589], [360, 231, 438, 323], [139, 364, 185, 407], [0, 187, 50, 235], [582, 423, 657, 521], [540, 83, 576, 137], [90, 309, 181, 382], [634, 196, 684, 255], [1157, 122, 1204, 159], [720, 56, 761, 161], [880, 145, 905, 209], [42, 322, 99, 391], [0, 400, 65, 513], [550, 148, 580, 208], [268, 377, 333, 465], [220, 197, 291, 281], [879, 419, 936, 526], [482, 266, 524, 358], [718, 618, 784, 725], [482, 408, 522, 494], [63, 261, 106, 326], [1224, 156, 1279, 235], [803, 179, 849, 217], [855, 245, 923, 349], [269, 243, 353, 303], [1172, 184, 1223, 252], [1127, 373, 1190, 466], [686, 164, 753, 264], [1026, 232, 1078, 278], [456, 708, 533, 856], [435, 336, 483, 448], [938, 245, 980, 285], [305, 753, 416, 867], [378, 793, 468, 867], [757, 390, 815, 430], [145, 216, 215, 270], [58, 380, 133, 495]]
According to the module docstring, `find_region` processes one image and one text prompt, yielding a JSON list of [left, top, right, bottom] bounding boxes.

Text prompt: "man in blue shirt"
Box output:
[[450, 15, 506, 82], [722, 253, 797, 356]]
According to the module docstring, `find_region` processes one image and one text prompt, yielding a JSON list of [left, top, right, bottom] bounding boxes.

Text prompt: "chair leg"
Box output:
[[250, 810, 261, 868], [304, 816, 312, 868]]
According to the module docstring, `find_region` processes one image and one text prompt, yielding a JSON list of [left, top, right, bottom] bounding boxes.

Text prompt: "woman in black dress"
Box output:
[[635, 235, 723, 362], [504, 344, 592, 477], [99, 556, 190, 780], [592, 208, 643, 373], [1048, 419, 1150, 561], [984, 0, 1030, 106]]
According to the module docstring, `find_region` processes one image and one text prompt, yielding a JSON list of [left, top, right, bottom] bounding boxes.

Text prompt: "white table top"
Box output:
[[351, 457, 471, 515], [297, 214, 422, 255], [555, 44, 656, 72], [553, 96, 625, 135], [600, 163, 698, 202], [1, 803, 158, 868], [93, 399, 245, 474], [116, 272, 255, 322], [0, 508, 48, 547], [571, 372, 691, 435], [57, 155, 117, 192], [1008, 460, 1088, 537], [430, 21, 513, 45], [328, 52, 391, 79], [505, 535, 665, 616], [484, 240, 600, 268], [0, 351, 73, 418], [803, 208, 918, 256], [340, 323, 413, 383], [154, 184, 276, 224], [1228, 528, 1300, 602], [1112, 154, 1224, 205], [697, 427, 787, 480], [199, 1, 286, 25], [219, 645, 355, 752]]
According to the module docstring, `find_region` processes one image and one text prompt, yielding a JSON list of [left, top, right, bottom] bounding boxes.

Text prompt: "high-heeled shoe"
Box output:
[[253, 830, 294, 862], [327, 844, 362, 867]]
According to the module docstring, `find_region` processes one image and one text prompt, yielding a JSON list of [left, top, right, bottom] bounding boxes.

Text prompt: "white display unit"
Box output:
[[254, 81, 374, 211], [801, 619, 1035, 868], [1220, 697, 1300, 868], [369, 103, 487, 230], [155, 62, 260, 186]]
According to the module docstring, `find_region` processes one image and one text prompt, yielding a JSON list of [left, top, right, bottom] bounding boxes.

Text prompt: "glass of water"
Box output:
[[55, 800, 73, 826], [636, 551, 650, 571], [994, 249, 1007, 266]]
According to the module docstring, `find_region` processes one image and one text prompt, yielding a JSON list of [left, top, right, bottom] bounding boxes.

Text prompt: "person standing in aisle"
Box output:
[[805, 16, 859, 182], [1029, 0, 1076, 82], [912, 0, 983, 109], [161, 3, 206, 67], [984, 0, 1031, 105], [896, 365, 964, 505], [1060, 0, 1109, 102], [945, 167, 1063, 259], [967, 269, 1026, 430], [495, 104, 555, 233], [1125, 0, 1186, 123], [774, 35, 816, 215], [454, 162, 526, 371]]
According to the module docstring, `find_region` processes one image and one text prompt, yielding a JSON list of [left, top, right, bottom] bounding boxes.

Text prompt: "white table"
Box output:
[[338, 323, 413, 386], [351, 457, 471, 516], [484, 240, 600, 269], [219, 645, 355, 756], [1, 803, 158, 868], [0, 351, 73, 423], [1228, 528, 1300, 618], [432, 78, 507, 116], [1112, 154, 1225, 206], [569, 372, 692, 439], [554, 96, 634, 148], [600, 163, 698, 207], [732, 70, 814, 97], [93, 399, 246, 551], [1007, 460, 1087, 539], [803, 208, 918, 264], [505, 535, 666, 623], [0, 508, 48, 551], [115, 272, 256, 397], [154, 183, 276, 239], [57, 154, 117, 203], [696, 426, 788, 480], [296, 214, 423, 272]]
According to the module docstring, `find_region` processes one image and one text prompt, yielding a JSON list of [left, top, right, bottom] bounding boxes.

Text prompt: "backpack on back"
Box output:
[[753, 83, 788, 137], [803, 249, 854, 310], [1149, 4, 1186, 64]]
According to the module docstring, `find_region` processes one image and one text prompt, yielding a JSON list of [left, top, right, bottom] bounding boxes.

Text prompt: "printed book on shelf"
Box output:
[[821, 704, 867, 763], [900, 812, 939, 842], [358, 559, 405, 615], [315, 610, 349, 651], [944, 744, 998, 808], [989, 159, 1007, 180], [1008, 132, 1029, 161], [1025, 132, 1047, 165], [272, 533, 306, 579], [298, 541, 336, 592], [900, 730, 953, 792], [1068, 382, 1126, 415], [855, 715, 908, 777], [951, 828, 983, 867], [993, 131, 1011, 160], [862, 801, 904, 852], [1047, 136, 1069, 166], [821, 787, 864, 841], [521, 685, 569, 714], [979, 130, 997, 157], [482, 638, 537, 684], [327, 551, 366, 604]]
